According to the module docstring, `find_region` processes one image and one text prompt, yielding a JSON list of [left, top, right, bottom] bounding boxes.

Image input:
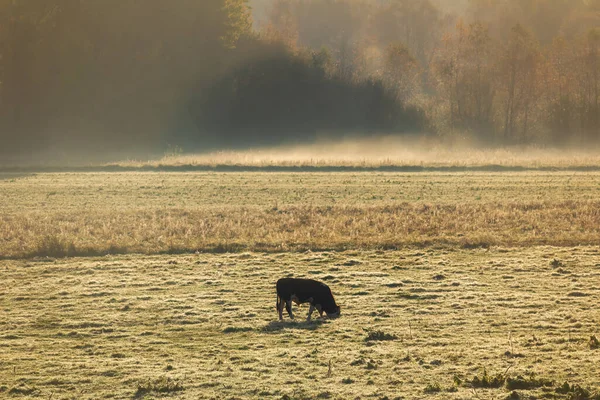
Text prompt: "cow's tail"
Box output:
[[276, 294, 281, 311]]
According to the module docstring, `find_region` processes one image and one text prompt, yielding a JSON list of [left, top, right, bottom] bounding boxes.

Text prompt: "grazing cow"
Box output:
[[276, 278, 340, 321]]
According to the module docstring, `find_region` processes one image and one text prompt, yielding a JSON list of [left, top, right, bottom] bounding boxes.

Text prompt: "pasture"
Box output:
[[1, 170, 600, 399], [1, 171, 600, 258], [2, 249, 600, 399]]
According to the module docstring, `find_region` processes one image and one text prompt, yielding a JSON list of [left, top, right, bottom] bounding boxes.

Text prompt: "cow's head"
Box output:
[[326, 305, 341, 318]]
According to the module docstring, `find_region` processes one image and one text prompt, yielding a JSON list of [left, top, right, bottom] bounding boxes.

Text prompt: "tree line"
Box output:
[[0, 0, 249, 157], [0, 0, 424, 160], [0, 0, 598, 161], [260, 0, 600, 145]]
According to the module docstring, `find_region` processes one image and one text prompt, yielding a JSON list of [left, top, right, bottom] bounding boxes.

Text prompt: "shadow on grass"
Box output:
[[261, 319, 327, 333]]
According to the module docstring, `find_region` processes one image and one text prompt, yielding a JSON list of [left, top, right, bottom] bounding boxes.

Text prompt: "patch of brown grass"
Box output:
[[114, 140, 600, 169], [1, 201, 599, 259], [1, 172, 600, 259]]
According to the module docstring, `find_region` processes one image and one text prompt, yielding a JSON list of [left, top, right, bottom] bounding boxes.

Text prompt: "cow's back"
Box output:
[[277, 278, 334, 303]]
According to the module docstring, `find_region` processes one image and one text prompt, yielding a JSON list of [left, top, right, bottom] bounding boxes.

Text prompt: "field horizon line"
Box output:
[[3, 164, 600, 173]]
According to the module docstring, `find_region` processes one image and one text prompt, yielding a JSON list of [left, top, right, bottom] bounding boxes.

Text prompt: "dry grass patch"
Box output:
[[110, 140, 600, 169], [1, 171, 600, 258]]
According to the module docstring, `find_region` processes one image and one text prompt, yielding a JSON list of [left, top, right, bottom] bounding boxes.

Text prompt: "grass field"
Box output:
[[1, 171, 600, 258], [1, 248, 599, 399], [1, 170, 599, 399]]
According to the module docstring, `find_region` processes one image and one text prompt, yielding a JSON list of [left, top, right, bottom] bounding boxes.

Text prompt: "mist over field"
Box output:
[[6, 136, 600, 169], [0, 0, 598, 165], [125, 136, 600, 169]]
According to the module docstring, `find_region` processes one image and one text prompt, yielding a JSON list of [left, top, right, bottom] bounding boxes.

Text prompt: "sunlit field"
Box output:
[[1, 171, 600, 259], [1, 170, 600, 399], [116, 140, 600, 169], [1, 249, 599, 399], [5, 140, 600, 170]]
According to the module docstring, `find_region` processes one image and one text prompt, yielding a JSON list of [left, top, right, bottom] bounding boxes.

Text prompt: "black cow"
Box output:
[[276, 278, 340, 321]]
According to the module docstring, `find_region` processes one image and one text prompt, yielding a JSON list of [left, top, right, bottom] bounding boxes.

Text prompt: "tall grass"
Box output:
[[115, 140, 600, 169], [2, 171, 599, 259], [2, 201, 599, 259]]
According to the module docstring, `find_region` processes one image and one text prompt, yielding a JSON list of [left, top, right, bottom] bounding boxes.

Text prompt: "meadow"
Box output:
[[1, 170, 600, 399], [1, 171, 600, 259], [1, 248, 599, 399]]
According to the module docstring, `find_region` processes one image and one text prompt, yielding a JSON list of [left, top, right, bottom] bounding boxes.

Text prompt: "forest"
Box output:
[[254, 0, 599, 146], [0, 0, 599, 161]]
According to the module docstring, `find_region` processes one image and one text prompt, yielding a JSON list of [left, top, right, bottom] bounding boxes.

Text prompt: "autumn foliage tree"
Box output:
[[574, 29, 600, 142], [432, 21, 496, 141], [383, 43, 420, 102], [371, 0, 442, 68], [497, 24, 542, 142]]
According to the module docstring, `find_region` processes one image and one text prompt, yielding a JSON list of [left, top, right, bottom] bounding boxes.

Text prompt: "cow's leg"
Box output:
[[277, 296, 284, 320], [286, 300, 294, 319], [307, 303, 315, 321], [316, 304, 323, 318]]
